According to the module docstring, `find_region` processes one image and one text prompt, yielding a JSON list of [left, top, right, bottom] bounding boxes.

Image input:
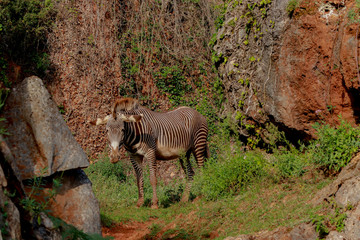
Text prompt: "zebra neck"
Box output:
[[123, 121, 142, 150]]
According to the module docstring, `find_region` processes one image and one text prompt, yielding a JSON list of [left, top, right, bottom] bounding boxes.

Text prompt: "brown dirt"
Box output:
[[102, 221, 153, 240]]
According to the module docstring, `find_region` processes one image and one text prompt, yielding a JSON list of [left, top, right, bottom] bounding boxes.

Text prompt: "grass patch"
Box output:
[[86, 149, 332, 239], [86, 118, 358, 238]]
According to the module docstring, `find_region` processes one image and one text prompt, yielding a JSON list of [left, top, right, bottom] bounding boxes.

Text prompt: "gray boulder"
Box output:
[[3, 76, 89, 181], [1, 76, 101, 235]]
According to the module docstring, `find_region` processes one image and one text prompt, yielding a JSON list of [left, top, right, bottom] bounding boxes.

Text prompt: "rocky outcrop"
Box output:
[[225, 223, 317, 240], [1, 76, 101, 237], [312, 152, 360, 240], [3, 76, 89, 181], [0, 158, 21, 240], [215, 0, 360, 140]]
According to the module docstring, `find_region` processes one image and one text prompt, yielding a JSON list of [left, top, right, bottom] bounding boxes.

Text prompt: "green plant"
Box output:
[[58, 104, 66, 115], [273, 148, 307, 179], [286, 0, 301, 16], [193, 150, 268, 200], [86, 156, 127, 183], [348, 0, 360, 24], [154, 65, 192, 105], [308, 117, 360, 174], [0, 56, 9, 88], [263, 122, 289, 151], [311, 201, 348, 239], [49, 216, 112, 240], [21, 169, 63, 224], [0, 202, 9, 236], [214, 2, 228, 31], [146, 223, 162, 239], [33, 52, 51, 77], [0, 0, 56, 65]]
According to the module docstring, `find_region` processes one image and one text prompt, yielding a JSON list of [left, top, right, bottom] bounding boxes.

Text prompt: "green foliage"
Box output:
[[263, 122, 289, 151], [21, 169, 62, 223], [308, 118, 360, 174], [273, 147, 307, 179], [348, 0, 360, 24], [193, 150, 267, 200], [0, 118, 9, 136], [0, 0, 56, 59], [195, 94, 220, 136], [0, 201, 9, 236], [160, 228, 191, 240], [85, 154, 186, 210], [87, 156, 127, 183], [154, 65, 192, 105], [311, 201, 348, 239], [0, 57, 9, 88], [146, 223, 162, 239], [49, 216, 112, 240], [58, 104, 66, 115], [214, 2, 228, 31], [286, 0, 301, 16], [33, 52, 51, 77]]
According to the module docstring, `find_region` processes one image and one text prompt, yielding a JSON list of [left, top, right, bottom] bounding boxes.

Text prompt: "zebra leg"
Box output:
[[193, 125, 209, 168], [181, 150, 194, 203], [146, 149, 159, 209], [130, 155, 144, 207]]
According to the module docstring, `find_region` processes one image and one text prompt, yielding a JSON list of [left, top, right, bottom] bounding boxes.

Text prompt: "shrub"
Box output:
[[193, 151, 268, 200], [273, 148, 307, 179], [0, 0, 56, 73], [308, 118, 360, 174], [154, 65, 192, 105], [86, 156, 127, 183], [286, 0, 301, 16]]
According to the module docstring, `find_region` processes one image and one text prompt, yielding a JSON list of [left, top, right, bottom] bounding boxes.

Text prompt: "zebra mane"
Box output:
[[112, 98, 139, 118]]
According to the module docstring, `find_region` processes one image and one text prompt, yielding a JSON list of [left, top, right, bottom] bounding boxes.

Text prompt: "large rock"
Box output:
[[1, 76, 101, 234], [2, 76, 89, 180], [48, 169, 101, 234], [313, 153, 360, 239], [0, 161, 21, 240], [214, 0, 359, 139], [224, 223, 317, 240]]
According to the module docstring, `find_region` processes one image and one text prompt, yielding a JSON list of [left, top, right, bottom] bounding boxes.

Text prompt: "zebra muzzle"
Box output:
[[110, 149, 120, 164]]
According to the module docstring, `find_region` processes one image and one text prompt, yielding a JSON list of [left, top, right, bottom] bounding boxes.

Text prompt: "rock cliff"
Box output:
[[215, 0, 360, 141]]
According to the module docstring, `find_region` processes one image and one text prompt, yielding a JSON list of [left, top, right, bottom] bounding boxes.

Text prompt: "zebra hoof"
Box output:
[[151, 204, 159, 209], [181, 194, 189, 203], [136, 199, 144, 208]]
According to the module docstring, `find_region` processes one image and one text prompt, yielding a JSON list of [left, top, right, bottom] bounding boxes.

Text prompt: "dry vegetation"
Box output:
[[47, 0, 220, 159]]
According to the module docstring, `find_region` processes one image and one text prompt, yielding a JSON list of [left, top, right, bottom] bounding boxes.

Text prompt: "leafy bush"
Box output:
[[86, 156, 127, 183], [273, 148, 307, 179], [308, 118, 360, 173], [21, 169, 62, 224], [193, 151, 268, 200], [154, 65, 192, 105], [0, 0, 56, 73], [286, 0, 301, 16]]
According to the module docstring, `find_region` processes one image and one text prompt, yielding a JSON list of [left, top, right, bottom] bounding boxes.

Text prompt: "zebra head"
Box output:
[[94, 113, 142, 163]]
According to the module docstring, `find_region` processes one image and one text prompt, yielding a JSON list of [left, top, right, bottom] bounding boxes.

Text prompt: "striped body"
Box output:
[[99, 99, 209, 209], [123, 106, 208, 164]]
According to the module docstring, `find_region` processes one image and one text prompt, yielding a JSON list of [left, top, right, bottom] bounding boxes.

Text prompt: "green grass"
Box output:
[[85, 118, 358, 239], [85, 150, 331, 239], [87, 160, 330, 239]]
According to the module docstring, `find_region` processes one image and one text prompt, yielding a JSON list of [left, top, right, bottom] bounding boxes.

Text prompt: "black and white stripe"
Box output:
[[102, 103, 209, 209]]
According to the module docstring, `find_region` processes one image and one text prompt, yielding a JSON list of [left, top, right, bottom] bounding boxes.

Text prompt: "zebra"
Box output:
[[92, 98, 209, 209]]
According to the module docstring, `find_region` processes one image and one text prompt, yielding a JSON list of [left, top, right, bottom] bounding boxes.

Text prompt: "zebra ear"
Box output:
[[90, 115, 112, 125], [119, 113, 143, 122]]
